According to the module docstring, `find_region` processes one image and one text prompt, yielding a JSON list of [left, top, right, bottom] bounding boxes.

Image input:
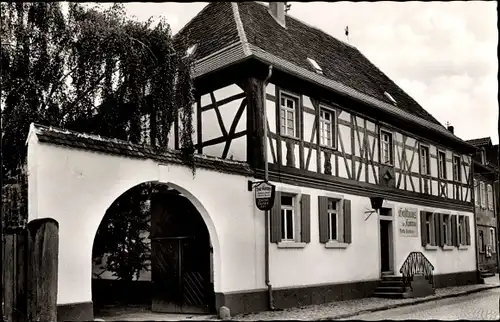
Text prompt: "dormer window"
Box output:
[[384, 91, 397, 105], [185, 44, 198, 57], [307, 58, 323, 74]]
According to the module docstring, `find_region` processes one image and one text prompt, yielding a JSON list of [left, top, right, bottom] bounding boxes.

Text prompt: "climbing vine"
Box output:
[[1, 2, 195, 181], [1, 2, 195, 281]]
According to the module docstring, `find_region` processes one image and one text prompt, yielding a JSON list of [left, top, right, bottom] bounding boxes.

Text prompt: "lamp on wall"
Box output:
[[364, 196, 385, 221], [370, 196, 385, 212]]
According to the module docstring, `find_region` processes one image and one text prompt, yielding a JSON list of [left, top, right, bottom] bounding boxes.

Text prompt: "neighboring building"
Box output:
[[27, 2, 483, 320], [466, 137, 500, 275]]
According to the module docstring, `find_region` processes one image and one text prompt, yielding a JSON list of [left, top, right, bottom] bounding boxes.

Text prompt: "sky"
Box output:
[[84, 1, 499, 144]]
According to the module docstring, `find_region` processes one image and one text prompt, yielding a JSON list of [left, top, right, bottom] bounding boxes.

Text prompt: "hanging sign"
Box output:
[[254, 181, 276, 211]]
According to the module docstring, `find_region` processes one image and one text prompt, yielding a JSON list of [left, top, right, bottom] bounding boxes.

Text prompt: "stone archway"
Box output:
[[91, 181, 217, 316]]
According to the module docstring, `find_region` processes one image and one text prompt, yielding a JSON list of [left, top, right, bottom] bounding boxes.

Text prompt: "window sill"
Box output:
[[424, 245, 438, 251], [442, 245, 454, 251], [277, 241, 307, 249], [280, 134, 300, 143], [319, 144, 338, 152], [325, 241, 349, 249]]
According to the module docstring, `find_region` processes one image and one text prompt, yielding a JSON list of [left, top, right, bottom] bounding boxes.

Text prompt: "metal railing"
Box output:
[[399, 251, 434, 289]]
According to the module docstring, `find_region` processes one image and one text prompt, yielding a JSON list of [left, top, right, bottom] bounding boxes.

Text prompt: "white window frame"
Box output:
[[425, 212, 434, 245], [442, 214, 451, 245], [480, 181, 486, 208], [280, 195, 296, 241], [457, 215, 466, 245], [487, 184, 493, 210], [420, 144, 430, 175], [327, 198, 341, 241], [279, 92, 299, 138], [438, 150, 447, 179], [380, 130, 393, 166], [452, 155, 461, 182], [319, 105, 337, 149], [490, 228, 496, 253]]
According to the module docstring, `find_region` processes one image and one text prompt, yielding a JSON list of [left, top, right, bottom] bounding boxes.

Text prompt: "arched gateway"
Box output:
[[26, 124, 255, 321], [92, 182, 214, 314]]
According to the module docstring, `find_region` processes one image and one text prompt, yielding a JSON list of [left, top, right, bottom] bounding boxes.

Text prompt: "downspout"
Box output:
[[263, 65, 275, 310]]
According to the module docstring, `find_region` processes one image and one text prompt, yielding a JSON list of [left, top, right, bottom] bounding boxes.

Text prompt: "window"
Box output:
[[453, 156, 461, 182], [270, 192, 311, 245], [438, 151, 447, 179], [490, 228, 496, 253], [280, 195, 295, 241], [458, 215, 466, 245], [279, 93, 298, 138], [327, 198, 339, 241], [319, 107, 336, 148], [380, 130, 393, 165], [442, 214, 450, 245], [479, 230, 485, 252], [425, 212, 433, 245], [420, 145, 430, 175], [480, 182, 486, 208], [307, 57, 323, 74], [487, 184, 493, 210], [318, 196, 352, 245]]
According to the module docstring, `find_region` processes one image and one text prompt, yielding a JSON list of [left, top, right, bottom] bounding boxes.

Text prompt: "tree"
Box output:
[[1, 2, 195, 281]]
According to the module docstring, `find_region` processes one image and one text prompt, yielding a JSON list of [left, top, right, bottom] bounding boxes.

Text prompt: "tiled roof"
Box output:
[[173, 2, 476, 151], [31, 124, 254, 176], [465, 137, 492, 147]]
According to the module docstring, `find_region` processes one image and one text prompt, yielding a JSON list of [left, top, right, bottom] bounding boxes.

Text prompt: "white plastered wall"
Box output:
[[27, 128, 257, 305]]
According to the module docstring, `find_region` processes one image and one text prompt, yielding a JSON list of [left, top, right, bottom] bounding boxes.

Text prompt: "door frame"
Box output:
[[378, 205, 396, 277]]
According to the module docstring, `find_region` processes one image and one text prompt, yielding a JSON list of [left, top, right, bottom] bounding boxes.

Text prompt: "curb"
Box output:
[[323, 285, 500, 320]]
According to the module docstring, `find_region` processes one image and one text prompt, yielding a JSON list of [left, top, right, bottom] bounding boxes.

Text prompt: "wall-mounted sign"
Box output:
[[254, 181, 276, 211], [398, 207, 418, 237]]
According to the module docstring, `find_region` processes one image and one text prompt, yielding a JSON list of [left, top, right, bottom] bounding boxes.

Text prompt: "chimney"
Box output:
[[269, 2, 286, 27], [447, 125, 454, 134]]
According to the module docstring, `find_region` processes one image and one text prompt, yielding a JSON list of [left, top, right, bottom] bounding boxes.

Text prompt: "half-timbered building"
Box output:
[[466, 137, 499, 276], [28, 2, 485, 320], [171, 1, 479, 312]]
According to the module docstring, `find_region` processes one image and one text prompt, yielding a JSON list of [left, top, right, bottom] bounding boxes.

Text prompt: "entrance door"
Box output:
[[150, 192, 212, 314], [380, 220, 391, 273]]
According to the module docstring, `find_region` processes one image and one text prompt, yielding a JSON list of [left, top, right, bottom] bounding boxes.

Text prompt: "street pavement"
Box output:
[[343, 287, 500, 320]]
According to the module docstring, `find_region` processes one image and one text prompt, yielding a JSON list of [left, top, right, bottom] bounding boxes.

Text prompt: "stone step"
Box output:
[[381, 275, 403, 281], [373, 291, 411, 299], [375, 286, 408, 293], [379, 280, 406, 287]]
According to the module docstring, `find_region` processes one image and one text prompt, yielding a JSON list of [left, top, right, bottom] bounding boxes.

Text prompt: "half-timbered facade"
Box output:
[[466, 137, 499, 276], [166, 1, 482, 314], [166, 1, 481, 314]]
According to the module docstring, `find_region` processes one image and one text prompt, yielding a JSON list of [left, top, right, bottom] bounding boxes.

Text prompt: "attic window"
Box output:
[[384, 91, 397, 105], [185, 44, 197, 57], [307, 58, 323, 74]]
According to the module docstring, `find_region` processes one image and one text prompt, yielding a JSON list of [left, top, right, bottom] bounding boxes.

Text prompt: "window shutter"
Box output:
[[343, 199, 352, 244], [465, 216, 471, 246], [318, 196, 329, 243], [433, 213, 440, 247], [451, 215, 458, 247], [420, 211, 427, 247], [480, 182, 485, 208], [270, 191, 282, 243], [487, 185, 493, 210], [300, 194, 311, 243], [474, 179, 478, 206]]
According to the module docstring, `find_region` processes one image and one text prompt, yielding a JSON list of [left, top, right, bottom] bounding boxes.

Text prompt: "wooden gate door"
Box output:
[[150, 192, 212, 314]]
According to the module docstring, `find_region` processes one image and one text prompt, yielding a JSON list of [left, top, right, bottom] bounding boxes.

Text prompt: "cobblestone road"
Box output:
[[344, 288, 500, 320]]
